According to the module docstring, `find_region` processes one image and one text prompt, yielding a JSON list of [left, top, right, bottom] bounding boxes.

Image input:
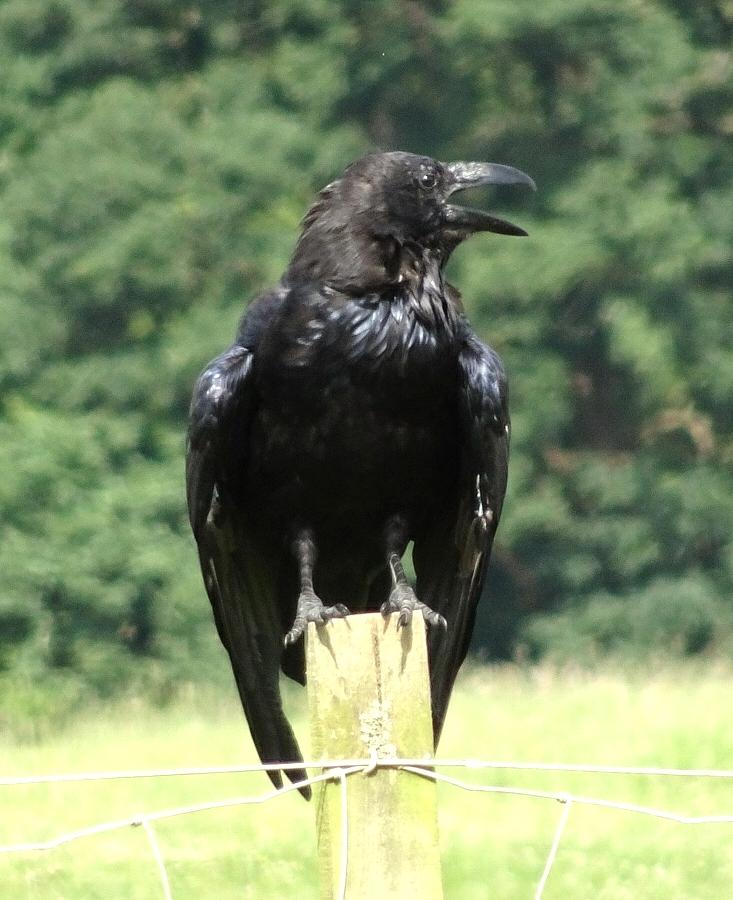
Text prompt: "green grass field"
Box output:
[[2, 663, 733, 898]]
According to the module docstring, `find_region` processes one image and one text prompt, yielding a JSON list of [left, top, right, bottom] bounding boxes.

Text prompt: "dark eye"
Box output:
[[419, 170, 438, 189]]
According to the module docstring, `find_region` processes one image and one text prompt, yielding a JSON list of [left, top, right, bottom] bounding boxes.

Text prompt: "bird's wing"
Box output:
[[186, 343, 309, 798], [413, 331, 510, 743]]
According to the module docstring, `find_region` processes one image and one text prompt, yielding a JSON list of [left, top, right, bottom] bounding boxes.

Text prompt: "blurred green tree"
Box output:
[[1, 0, 732, 693]]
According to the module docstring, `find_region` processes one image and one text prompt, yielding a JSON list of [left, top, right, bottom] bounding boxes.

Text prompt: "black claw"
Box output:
[[284, 616, 309, 645], [416, 602, 448, 630], [325, 603, 350, 620], [285, 596, 350, 646], [283, 625, 303, 647], [382, 584, 445, 631], [319, 603, 350, 623], [425, 611, 448, 630]]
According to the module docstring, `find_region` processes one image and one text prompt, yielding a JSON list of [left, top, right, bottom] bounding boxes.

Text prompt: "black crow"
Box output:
[[186, 151, 535, 797]]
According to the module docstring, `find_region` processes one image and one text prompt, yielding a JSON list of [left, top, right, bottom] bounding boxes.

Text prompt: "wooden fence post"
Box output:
[[306, 611, 443, 899]]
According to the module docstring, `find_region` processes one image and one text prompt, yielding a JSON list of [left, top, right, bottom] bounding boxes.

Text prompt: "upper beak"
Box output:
[[443, 161, 536, 237]]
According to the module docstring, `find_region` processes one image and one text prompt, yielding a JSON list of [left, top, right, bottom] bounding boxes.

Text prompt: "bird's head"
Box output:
[[366, 151, 536, 244], [287, 151, 535, 292]]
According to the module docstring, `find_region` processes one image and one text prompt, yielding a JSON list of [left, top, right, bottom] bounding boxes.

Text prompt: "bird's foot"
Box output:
[[284, 590, 350, 646], [380, 584, 447, 630]]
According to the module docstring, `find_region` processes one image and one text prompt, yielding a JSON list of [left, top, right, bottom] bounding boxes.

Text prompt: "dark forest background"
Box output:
[[1, 0, 732, 701]]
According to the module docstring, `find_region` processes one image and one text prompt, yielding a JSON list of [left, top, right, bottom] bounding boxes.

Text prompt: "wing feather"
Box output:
[[186, 344, 310, 797], [413, 333, 510, 743]]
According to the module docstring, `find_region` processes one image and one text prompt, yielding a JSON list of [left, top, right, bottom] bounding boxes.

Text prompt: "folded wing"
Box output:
[[186, 343, 310, 798], [413, 333, 510, 742]]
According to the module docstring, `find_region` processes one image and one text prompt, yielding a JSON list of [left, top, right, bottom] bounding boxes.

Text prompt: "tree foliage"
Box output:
[[1, 0, 732, 689]]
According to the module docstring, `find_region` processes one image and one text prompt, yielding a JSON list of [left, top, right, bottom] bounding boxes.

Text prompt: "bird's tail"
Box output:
[[200, 516, 311, 799]]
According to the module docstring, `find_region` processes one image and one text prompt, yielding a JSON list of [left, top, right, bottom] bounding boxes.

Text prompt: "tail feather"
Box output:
[[201, 516, 311, 799]]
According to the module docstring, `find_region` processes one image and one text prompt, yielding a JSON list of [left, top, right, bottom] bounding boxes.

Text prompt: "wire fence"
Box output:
[[3, 756, 733, 899]]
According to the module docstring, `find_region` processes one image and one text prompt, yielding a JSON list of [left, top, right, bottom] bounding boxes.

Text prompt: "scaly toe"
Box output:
[[416, 601, 447, 630], [382, 585, 419, 628], [284, 620, 306, 647], [284, 597, 351, 646], [321, 603, 351, 622], [381, 590, 447, 631], [380, 599, 395, 618]]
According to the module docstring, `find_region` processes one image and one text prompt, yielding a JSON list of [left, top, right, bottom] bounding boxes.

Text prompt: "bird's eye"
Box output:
[[419, 170, 438, 190]]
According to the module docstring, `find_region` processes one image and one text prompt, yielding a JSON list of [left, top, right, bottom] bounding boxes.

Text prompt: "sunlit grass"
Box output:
[[2, 663, 733, 898]]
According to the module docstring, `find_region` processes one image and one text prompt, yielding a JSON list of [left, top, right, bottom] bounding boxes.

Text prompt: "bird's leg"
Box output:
[[284, 529, 349, 646], [379, 516, 447, 630]]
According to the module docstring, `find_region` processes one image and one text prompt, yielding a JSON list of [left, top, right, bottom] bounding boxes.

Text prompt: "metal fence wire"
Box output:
[[2, 757, 733, 900]]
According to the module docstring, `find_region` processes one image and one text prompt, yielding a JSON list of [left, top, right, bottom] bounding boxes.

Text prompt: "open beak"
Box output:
[[443, 162, 536, 237]]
